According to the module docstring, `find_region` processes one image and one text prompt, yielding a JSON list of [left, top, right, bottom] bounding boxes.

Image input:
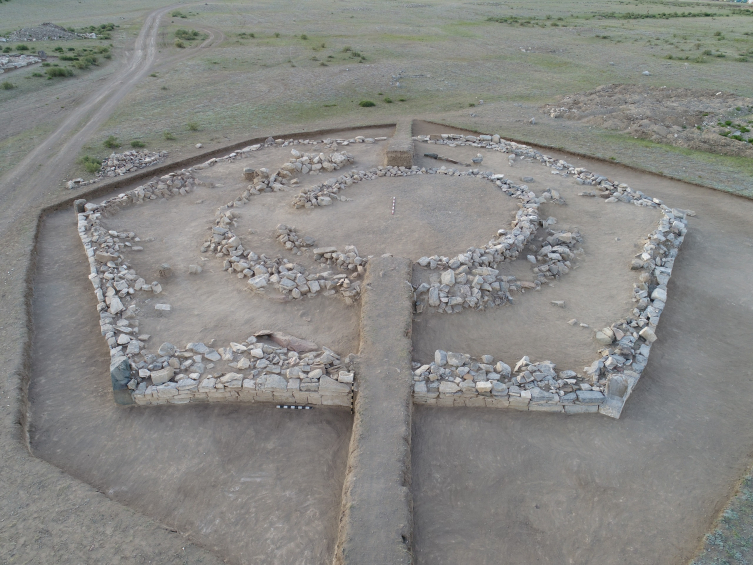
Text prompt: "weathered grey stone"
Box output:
[[639, 327, 657, 343], [439, 381, 460, 394], [435, 350, 447, 366], [263, 374, 288, 392], [319, 375, 351, 393], [576, 390, 606, 404], [158, 342, 176, 356], [110, 356, 135, 405], [151, 366, 174, 386]]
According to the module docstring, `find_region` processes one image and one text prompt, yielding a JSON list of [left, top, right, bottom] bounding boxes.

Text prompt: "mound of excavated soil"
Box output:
[[542, 84, 753, 158], [7, 23, 77, 42]]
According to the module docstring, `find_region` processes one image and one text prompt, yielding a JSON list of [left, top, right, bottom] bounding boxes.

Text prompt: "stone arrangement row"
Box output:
[[75, 158, 355, 407], [410, 133, 689, 418]]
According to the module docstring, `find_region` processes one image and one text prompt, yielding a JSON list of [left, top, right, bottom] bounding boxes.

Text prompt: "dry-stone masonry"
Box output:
[[75, 129, 688, 418]]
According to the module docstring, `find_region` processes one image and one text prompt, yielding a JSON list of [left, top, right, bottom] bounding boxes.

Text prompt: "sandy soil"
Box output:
[[29, 208, 352, 565], [411, 145, 660, 372], [411, 125, 753, 565]]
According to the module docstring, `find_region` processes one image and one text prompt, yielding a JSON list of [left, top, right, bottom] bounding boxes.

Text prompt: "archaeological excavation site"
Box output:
[[29, 121, 696, 564]]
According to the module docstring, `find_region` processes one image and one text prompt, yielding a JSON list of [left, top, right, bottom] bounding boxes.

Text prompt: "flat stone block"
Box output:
[[436, 396, 456, 407], [529, 403, 564, 413], [564, 404, 599, 415], [322, 394, 351, 407], [485, 398, 509, 409], [464, 397, 487, 407]]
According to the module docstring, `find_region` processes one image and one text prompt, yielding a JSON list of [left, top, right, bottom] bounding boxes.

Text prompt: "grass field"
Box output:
[[2, 0, 752, 186]]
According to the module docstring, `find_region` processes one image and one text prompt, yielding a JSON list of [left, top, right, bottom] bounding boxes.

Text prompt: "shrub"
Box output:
[[31, 72, 43, 77], [16, 44, 29, 51], [384, 97, 393, 103], [174, 40, 185, 48], [171, 10, 187, 18], [274, 32, 280, 38], [46, 67, 74, 78], [301, 34, 308, 40], [2, 47, 10, 53], [80, 155, 101, 174], [2, 81, 15, 90], [164, 131, 176, 140], [187, 121, 199, 131], [359, 100, 375, 107], [399, 98, 406, 102], [149, 72, 158, 77], [103, 135, 120, 149], [130, 140, 146, 148], [175, 29, 201, 40]]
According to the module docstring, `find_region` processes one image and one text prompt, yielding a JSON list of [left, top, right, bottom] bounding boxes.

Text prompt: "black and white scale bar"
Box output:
[[276, 405, 313, 410]]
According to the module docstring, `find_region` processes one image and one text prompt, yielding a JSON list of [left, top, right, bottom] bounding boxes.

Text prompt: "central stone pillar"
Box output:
[[385, 120, 414, 168], [333, 256, 414, 565]]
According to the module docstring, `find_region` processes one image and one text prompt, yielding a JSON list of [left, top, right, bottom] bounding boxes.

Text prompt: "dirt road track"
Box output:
[[0, 3, 220, 239]]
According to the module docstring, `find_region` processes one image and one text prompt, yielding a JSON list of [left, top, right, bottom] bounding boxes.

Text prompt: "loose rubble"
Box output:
[[74, 173, 354, 407], [0, 54, 42, 72], [411, 131, 690, 417], [73, 129, 689, 419], [97, 150, 167, 178]]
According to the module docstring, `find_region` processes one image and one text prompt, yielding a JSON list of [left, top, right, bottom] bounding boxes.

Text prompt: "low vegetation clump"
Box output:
[[46, 67, 74, 78], [384, 97, 393, 103], [175, 40, 185, 48], [79, 155, 101, 174], [171, 10, 187, 18], [103, 135, 120, 149], [359, 100, 376, 107], [1, 81, 15, 90], [130, 140, 146, 148], [163, 131, 176, 140], [16, 44, 29, 51], [175, 29, 204, 41], [187, 122, 199, 131]]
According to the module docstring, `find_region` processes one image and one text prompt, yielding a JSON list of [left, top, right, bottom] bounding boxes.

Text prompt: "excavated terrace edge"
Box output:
[[5, 122, 398, 561]]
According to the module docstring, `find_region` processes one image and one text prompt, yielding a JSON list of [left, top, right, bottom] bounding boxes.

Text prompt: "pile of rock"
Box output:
[[283, 149, 354, 175], [417, 221, 678, 417], [76, 193, 353, 408], [413, 350, 607, 414], [133, 338, 353, 407], [7, 23, 78, 41], [291, 165, 422, 208], [313, 245, 368, 276], [203, 213, 364, 304], [192, 136, 386, 172], [0, 54, 42, 71], [275, 224, 315, 254], [97, 150, 167, 178]]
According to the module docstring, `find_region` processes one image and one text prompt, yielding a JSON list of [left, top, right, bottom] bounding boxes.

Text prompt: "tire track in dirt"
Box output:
[[0, 3, 220, 238]]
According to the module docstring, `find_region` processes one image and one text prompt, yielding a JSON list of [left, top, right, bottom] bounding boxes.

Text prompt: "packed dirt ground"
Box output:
[[2, 0, 753, 564], [542, 84, 753, 158]]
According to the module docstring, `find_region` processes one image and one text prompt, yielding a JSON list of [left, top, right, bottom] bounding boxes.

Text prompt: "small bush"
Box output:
[[301, 34, 308, 40], [31, 72, 43, 77], [469, 102, 476, 107], [2, 81, 15, 90], [399, 97, 406, 102], [384, 97, 393, 103], [2, 47, 10, 53], [187, 122, 199, 131], [171, 10, 187, 18], [161, 86, 168, 90], [16, 44, 29, 51], [80, 155, 101, 174], [103, 135, 120, 149], [46, 67, 74, 78], [274, 32, 280, 38], [359, 100, 375, 107], [175, 29, 201, 40], [342, 46, 351, 52], [164, 131, 176, 140], [175, 40, 185, 48], [130, 140, 146, 148], [149, 72, 158, 77], [53, 46, 64, 53]]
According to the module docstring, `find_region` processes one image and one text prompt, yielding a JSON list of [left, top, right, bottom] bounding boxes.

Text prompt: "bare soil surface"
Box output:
[[411, 126, 753, 565], [412, 145, 660, 372], [29, 208, 352, 565], [542, 84, 753, 157]]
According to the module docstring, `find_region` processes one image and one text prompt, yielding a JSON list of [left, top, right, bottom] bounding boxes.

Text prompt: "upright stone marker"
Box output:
[[334, 256, 414, 565]]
